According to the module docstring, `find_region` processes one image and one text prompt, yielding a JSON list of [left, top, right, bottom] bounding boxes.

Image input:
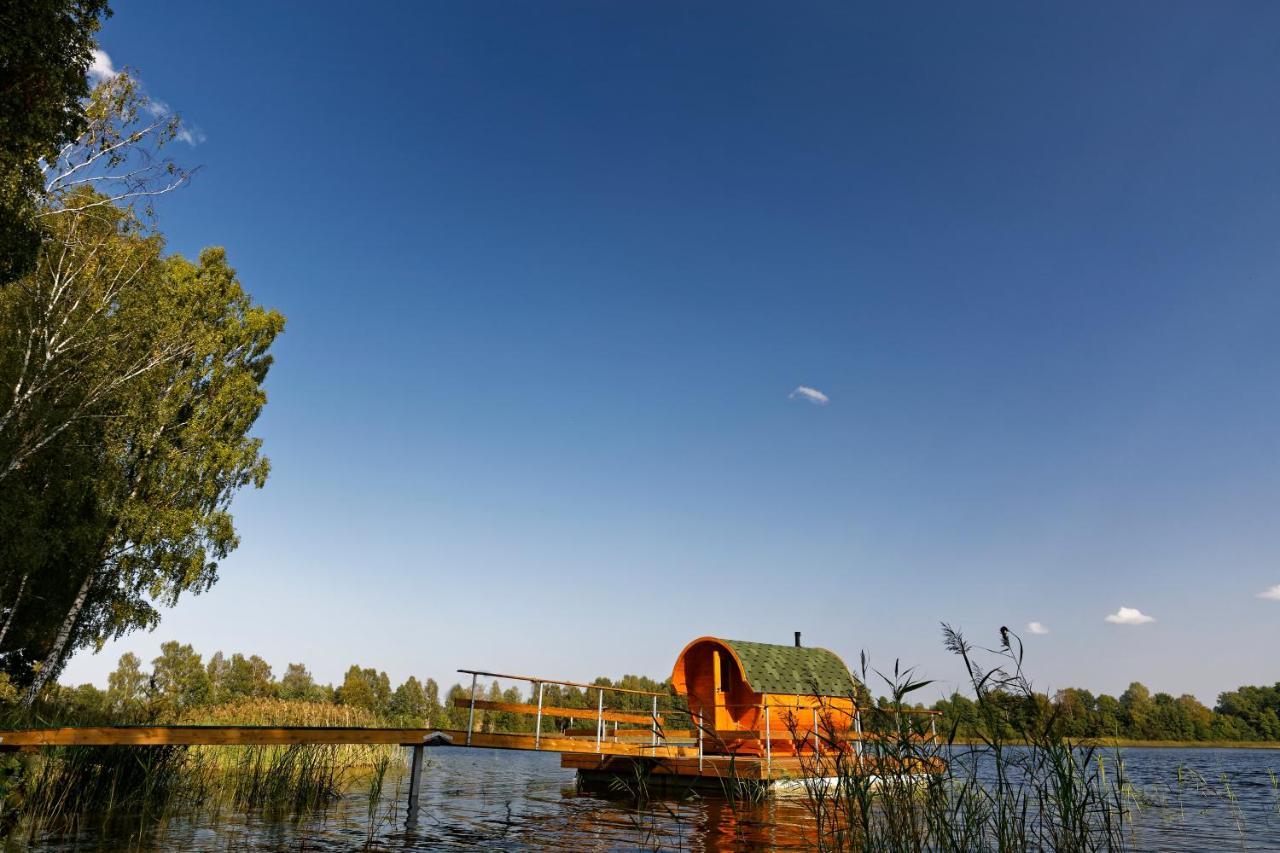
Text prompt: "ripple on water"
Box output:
[[25, 745, 1280, 851]]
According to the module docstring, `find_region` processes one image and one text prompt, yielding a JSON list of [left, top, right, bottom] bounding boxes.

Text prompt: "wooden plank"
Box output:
[[0, 726, 435, 747], [561, 728, 694, 739], [457, 730, 695, 758], [452, 698, 662, 726], [561, 753, 772, 780], [0, 726, 700, 759], [561, 752, 945, 781]]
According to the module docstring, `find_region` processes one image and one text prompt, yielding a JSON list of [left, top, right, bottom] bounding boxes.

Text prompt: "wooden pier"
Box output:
[[0, 639, 945, 824]]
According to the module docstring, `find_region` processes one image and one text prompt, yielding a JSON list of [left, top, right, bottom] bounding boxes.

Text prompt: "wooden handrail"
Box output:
[[451, 698, 662, 727], [457, 669, 666, 698]]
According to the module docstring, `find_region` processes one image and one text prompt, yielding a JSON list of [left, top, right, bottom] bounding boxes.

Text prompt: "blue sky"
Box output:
[[62, 2, 1280, 703]]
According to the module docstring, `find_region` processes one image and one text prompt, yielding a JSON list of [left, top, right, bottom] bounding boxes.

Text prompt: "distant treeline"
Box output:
[[28, 640, 1280, 744], [31, 641, 668, 733], [933, 683, 1280, 743]]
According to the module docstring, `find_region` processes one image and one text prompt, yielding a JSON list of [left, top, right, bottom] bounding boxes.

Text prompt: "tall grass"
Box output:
[[794, 625, 1131, 851], [0, 697, 404, 843]]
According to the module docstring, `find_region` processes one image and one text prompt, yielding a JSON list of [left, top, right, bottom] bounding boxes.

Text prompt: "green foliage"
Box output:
[[0, 190, 284, 698], [223, 654, 274, 700], [0, 0, 112, 281], [279, 664, 318, 702], [23, 632, 1280, 747], [105, 652, 145, 718], [336, 666, 391, 715], [151, 642, 209, 713], [930, 641, 1280, 744], [388, 676, 428, 722]]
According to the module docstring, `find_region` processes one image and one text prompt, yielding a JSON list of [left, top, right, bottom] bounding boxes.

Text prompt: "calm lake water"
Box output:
[[27, 746, 1280, 850]]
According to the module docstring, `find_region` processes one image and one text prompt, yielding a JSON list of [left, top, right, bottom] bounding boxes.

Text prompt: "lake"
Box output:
[[26, 746, 1280, 850]]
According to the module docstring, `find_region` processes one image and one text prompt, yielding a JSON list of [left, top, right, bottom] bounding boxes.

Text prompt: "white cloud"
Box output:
[[1027, 621, 1049, 635], [85, 51, 204, 146], [174, 124, 206, 146], [788, 386, 829, 406], [1257, 585, 1280, 601], [1105, 606, 1155, 626], [88, 49, 117, 82]]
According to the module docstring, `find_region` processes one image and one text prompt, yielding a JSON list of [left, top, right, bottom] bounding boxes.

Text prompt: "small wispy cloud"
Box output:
[[788, 386, 829, 406], [1257, 585, 1280, 601], [88, 48, 117, 82], [1105, 606, 1155, 626], [1027, 621, 1049, 635], [174, 124, 206, 146], [89, 58, 205, 147]]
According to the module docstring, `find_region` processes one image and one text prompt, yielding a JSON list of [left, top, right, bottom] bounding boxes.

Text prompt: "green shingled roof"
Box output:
[[720, 639, 858, 697]]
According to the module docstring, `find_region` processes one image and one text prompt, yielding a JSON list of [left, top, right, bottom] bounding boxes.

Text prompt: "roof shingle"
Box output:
[[720, 639, 857, 697]]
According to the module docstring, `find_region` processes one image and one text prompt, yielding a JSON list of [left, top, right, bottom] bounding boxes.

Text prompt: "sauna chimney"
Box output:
[[794, 631, 802, 648]]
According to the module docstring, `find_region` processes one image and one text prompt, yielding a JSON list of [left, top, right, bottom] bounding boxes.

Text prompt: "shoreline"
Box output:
[[950, 738, 1280, 750]]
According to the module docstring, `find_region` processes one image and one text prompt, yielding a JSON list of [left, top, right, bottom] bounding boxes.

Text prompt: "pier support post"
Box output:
[[405, 743, 424, 828]]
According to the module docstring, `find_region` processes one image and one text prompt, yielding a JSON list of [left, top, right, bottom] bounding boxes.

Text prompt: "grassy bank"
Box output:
[[0, 698, 405, 844], [1089, 738, 1280, 750], [949, 737, 1280, 750]]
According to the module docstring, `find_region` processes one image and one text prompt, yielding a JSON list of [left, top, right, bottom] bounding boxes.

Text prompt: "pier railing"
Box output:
[[452, 670, 941, 778], [680, 700, 941, 775], [455, 669, 668, 753]]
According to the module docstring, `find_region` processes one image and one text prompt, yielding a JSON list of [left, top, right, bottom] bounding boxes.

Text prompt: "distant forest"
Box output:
[[30, 641, 1280, 744]]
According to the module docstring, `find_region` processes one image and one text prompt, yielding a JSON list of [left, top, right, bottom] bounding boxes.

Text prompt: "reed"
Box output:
[[792, 626, 1132, 851], [362, 753, 395, 849], [0, 697, 405, 843], [782, 627, 1280, 851]]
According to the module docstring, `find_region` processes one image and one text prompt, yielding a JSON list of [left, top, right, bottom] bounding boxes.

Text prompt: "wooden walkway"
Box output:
[[0, 666, 945, 824], [0, 724, 939, 784], [0, 725, 697, 758]]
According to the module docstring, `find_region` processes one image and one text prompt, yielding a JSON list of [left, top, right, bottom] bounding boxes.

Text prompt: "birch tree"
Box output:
[[14, 244, 283, 703], [1, 57, 281, 705], [0, 74, 194, 485], [0, 0, 113, 282]]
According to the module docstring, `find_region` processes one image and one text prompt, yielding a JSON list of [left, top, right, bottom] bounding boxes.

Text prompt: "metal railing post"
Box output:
[[854, 707, 864, 758], [595, 688, 604, 753], [765, 704, 772, 778], [812, 708, 821, 758], [651, 695, 658, 747], [466, 672, 478, 746], [534, 682, 544, 749], [697, 709, 704, 771], [931, 715, 937, 741]]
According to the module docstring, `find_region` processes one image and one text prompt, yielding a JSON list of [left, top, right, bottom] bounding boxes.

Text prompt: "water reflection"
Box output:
[[26, 746, 1280, 850]]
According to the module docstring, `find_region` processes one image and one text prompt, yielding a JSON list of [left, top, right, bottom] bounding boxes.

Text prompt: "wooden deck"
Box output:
[[563, 752, 945, 783]]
